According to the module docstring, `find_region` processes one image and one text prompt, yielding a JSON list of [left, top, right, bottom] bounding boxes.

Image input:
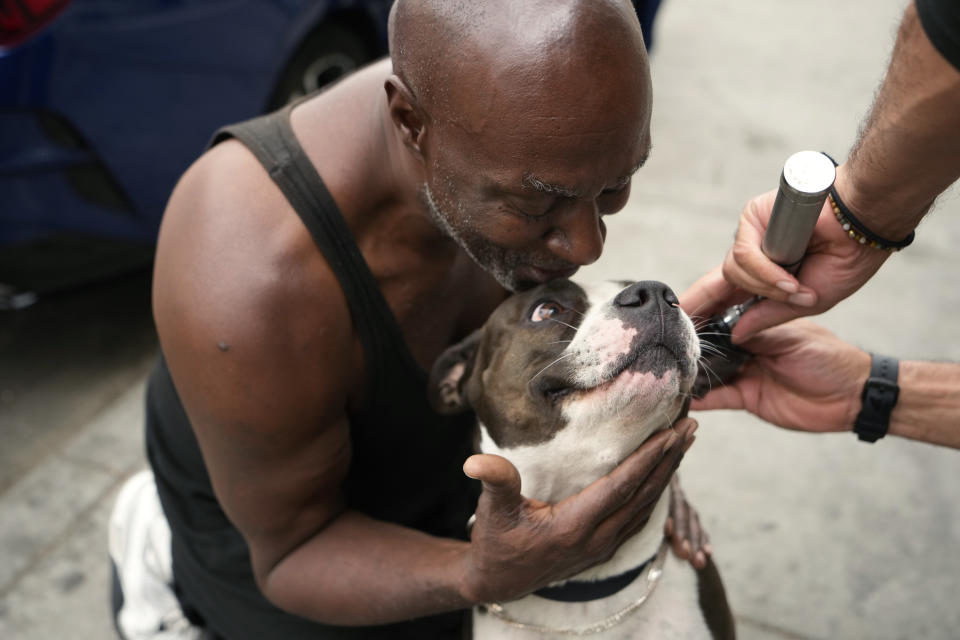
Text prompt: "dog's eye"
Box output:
[[531, 301, 565, 322]]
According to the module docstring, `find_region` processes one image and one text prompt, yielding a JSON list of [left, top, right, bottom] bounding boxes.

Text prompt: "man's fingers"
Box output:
[[561, 424, 683, 526], [688, 509, 707, 569], [671, 417, 698, 440], [464, 454, 524, 522], [662, 479, 712, 570], [669, 489, 690, 558], [609, 420, 697, 534], [664, 478, 711, 569], [607, 438, 691, 546]]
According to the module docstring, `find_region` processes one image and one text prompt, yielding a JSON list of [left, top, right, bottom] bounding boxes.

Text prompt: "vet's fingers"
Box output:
[[726, 317, 824, 355], [689, 383, 747, 412], [730, 298, 815, 343], [561, 426, 680, 527], [724, 197, 821, 303], [464, 454, 524, 523], [722, 244, 818, 310]]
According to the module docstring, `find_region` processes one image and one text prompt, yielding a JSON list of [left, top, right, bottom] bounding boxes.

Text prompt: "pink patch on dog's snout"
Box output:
[[608, 368, 673, 395], [589, 316, 638, 364], [568, 367, 678, 419]]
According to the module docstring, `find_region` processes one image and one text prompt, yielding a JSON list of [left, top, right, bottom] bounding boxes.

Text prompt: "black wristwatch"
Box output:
[[853, 354, 899, 443]]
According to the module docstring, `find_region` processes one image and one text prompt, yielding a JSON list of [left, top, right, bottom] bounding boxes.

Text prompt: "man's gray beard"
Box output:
[[420, 183, 522, 291]]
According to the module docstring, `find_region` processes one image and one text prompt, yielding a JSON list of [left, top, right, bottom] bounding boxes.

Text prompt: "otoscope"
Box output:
[[690, 150, 836, 398]]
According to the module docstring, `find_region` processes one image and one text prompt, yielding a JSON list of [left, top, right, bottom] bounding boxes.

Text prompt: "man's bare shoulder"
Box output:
[[150, 139, 367, 576], [169, 138, 291, 244], [153, 138, 364, 428]]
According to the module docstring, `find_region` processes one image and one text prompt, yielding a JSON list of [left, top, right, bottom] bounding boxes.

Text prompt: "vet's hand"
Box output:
[[458, 418, 697, 604], [691, 319, 870, 432], [680, 188, 889, 342], [665, 476, 710, 570]]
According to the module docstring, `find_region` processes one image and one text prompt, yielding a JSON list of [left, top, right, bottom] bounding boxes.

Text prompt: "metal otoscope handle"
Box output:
[[691, 151, 836, 398], [718, 150, 837, 328]]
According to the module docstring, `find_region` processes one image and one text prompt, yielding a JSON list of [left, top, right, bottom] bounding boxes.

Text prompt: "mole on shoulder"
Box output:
[[217, 341, 230, 352]]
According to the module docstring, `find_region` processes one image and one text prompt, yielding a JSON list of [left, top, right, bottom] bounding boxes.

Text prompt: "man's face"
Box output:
[[419, 61, 652, 292]]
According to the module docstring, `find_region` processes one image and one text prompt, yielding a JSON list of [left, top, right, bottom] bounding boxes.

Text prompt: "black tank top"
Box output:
[[145, 102, 478, 639]]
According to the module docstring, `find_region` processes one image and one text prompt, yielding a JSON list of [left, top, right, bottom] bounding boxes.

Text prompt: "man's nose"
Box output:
[[614, 281, 679, 311], [543, 201, 605, 266]]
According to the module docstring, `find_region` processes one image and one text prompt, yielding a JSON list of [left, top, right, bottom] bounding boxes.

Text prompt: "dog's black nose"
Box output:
[[614, 281, 679, 309]]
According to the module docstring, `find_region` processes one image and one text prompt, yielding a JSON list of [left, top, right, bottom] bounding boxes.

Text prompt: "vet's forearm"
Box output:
[[259, 509, 473, 626], [887, 361, 960, 449], [836, 2, 960, 239]]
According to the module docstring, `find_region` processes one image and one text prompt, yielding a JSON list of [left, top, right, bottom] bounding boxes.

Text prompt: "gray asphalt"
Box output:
[[2, 1, 958, 638]]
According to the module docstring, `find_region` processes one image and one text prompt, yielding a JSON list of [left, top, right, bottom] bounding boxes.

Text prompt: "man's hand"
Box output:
[[691, 319, 870, 432], [457, 418, 697, 604], [666, 476, 710, 570], [681, 188, 890, 342]]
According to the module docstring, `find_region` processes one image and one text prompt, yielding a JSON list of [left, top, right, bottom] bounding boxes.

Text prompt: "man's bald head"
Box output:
[[385, 0, 654, 291], [388, 0, 649, 123]]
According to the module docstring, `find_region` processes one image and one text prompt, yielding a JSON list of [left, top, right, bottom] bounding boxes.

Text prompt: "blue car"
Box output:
[[0, 0, 394, 307], [0, 0, 660, 308]]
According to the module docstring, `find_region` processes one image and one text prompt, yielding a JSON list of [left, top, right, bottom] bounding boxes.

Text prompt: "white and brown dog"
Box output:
[[429, 278, 734, 639]]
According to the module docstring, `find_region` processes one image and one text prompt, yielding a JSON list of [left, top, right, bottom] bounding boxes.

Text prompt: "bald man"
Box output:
[[113, 1, 705, 638]]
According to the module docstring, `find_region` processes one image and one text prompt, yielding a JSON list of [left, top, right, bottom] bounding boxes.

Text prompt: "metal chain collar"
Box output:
[[480, 540, 670, 636]]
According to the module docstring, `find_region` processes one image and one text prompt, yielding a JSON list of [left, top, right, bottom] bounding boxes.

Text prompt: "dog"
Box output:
[[429, 278, 734, 639]]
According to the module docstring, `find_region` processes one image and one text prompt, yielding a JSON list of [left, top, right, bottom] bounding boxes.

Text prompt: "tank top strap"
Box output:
[[208, 106, 425, 399]]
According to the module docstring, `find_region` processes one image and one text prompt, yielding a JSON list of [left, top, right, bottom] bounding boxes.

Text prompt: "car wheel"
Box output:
[[267, 22, 377, 110]]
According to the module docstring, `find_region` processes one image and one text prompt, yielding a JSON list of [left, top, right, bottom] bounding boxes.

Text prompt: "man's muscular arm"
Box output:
[[153, 140, 695, 626]]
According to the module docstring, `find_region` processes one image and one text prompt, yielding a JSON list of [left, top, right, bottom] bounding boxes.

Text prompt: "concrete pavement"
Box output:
[[0, 270, 156, 639], [2, 1, 958, 638]]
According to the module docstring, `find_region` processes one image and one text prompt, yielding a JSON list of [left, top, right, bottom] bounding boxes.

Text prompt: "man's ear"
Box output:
[[384, 75, 427, 159], [428, 329, 482, 415]]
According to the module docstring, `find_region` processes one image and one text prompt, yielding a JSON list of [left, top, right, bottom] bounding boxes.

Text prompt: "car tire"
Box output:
[[267, 22, 377, 111]]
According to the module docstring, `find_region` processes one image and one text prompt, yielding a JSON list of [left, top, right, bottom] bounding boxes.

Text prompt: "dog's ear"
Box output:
[[428, 329, 482, 415]]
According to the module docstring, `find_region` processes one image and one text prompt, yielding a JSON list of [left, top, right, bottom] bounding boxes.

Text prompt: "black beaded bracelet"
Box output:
[[822, 153, 916, 251]]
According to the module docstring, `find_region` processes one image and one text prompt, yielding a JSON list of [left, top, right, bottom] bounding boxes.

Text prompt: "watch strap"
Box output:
[[854, 354, 899, 443]]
